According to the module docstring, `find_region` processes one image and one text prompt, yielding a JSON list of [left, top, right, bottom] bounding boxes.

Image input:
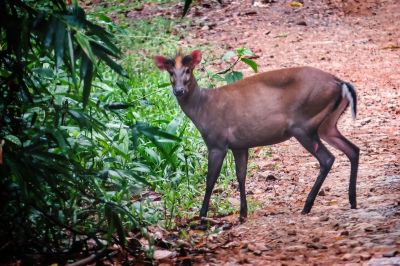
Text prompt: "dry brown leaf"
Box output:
[[153, 249, 174, 260]]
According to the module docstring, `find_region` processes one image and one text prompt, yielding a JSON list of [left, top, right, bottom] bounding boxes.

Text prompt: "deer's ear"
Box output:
[[190, 50, 202, 67], [154, 55, 168, 70]]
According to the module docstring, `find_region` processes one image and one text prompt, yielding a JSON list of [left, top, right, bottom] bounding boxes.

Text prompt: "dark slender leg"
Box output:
[[320, 130, 360, 209], [199, 148, 227, 221], [318, 96, 360, 210], [292, 130, 335, 214], [232, 149, 249, 223]]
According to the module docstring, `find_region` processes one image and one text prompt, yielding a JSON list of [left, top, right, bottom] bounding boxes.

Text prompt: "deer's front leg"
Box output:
[[199, 148, 227, 222], [232, 149, 249, 223]]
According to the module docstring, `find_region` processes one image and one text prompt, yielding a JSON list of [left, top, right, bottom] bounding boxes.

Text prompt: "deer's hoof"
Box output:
[[239, 216, 247, 223], [301, 210, 310, 215]]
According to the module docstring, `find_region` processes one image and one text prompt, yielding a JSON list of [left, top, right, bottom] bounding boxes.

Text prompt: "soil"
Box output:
[[129, 0, 400, 265]]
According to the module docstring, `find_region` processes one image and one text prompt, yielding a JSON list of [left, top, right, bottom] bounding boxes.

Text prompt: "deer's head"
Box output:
[[154, 50, 202, 98]]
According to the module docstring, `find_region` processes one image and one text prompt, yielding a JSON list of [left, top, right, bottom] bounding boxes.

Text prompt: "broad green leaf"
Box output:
[[236, 47, 254, 57], [55, 19, 66, 69], [144, 148, 160, 164], [116, 80, 129, 94], [68, 109, 91, 128], [166, 118, 182, 135], [93, 13, 112, 23], [44, 16, 57, 47], [105, 103, 132, 110], [67, 110, 107, 134], [157, 82, 171, 88], [67, 29, 77, 87], [131, 162, 150, 173], [93, 47, 127, 77], [224, 71, 243, 84], [86, 27, 120, 57], [75, 32, 96, 64], [79, 53, 90, 81], [60, 14, 85, 29], [102, 169, 150, 186], [133, 123, 181, 142], [4, 135, 22, 146], [68, 4, 86, 20], [241, 58, 258, 73], [222, 50, 236, 61], [32, 68, 54, 79], [112, 211, 125, 247], [47, 129, 68, 152], [81, 56, 93, 108]]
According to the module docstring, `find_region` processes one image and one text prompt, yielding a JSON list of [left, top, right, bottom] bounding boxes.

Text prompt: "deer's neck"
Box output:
[[177, 80, 208, 130]]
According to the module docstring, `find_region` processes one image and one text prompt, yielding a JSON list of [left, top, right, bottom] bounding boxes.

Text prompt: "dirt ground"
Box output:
[[131, 0, 400, 265]]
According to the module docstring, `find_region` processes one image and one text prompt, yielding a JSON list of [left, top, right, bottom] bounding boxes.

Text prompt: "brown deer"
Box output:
[[154, 50, 359, 224]]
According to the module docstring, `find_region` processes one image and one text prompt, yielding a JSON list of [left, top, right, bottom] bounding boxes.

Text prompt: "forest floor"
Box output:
[[128, 0, 400, 265]]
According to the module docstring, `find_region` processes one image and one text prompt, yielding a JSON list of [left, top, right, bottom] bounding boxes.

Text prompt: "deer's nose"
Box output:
[[173, 88, 184, 97]]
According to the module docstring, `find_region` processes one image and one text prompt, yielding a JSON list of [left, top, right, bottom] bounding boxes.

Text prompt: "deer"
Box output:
[[154, 50, 359, 226]]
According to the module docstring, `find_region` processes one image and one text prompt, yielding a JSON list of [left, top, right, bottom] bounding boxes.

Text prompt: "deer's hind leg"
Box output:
[[291, 127, 335, 214], [318, 100, 360, 209]]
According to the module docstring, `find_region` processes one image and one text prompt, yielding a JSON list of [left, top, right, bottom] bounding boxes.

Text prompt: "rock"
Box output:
[[249, 243, 269, 252], [253, 249, 262, 256], [286, 245, 307, 252], [153, 250, 174, 260], [307, 242, 326, 249], [176, 239, 191, 248], [319, 216, 330, 222], [340, 230, 349, 236], [297, 20, 307, 26], [383, 250, 399, 257], [368, 257, 400, 266], [312, 237, 320, 242], [355, 223, 377, 232], [241, 10, 258, 16], [287, 230, 297, 236], [247, 243, 257, 252], [347, 240, 360, 248], [342, 253, 356, 261], [221, 223, 233, 231], [353, 246, 365, 253], [352, 209, 386, 221], [318, 189, 326, 196], [359, 252, 371, 260], [266, 174, 278, 181]]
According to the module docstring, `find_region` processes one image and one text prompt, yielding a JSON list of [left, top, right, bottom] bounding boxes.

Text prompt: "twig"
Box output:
[[216, 56, 242, 75], [66, 248, 112, 266]]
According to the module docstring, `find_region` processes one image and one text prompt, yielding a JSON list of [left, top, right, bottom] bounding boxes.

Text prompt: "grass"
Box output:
[[85, 0, 246, 229]]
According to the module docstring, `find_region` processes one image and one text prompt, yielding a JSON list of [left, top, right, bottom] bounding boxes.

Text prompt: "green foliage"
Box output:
[[0, 0, 183, 261], [0, 0, 260, 262], [225, 71, 244, 84], [214, 47, 258, 84]]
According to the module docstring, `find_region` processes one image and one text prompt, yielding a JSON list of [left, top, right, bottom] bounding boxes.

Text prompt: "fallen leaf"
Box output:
[[153, 249, 174, 260], [289, 1, 303, 7], [383, 44, 400, 50]]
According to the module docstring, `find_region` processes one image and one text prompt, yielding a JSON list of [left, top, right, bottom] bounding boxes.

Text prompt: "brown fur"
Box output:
[[155, 52, 359, 222]]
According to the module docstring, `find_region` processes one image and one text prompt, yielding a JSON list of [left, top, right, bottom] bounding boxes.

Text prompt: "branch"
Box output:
[[66, 248, 113, 266]]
